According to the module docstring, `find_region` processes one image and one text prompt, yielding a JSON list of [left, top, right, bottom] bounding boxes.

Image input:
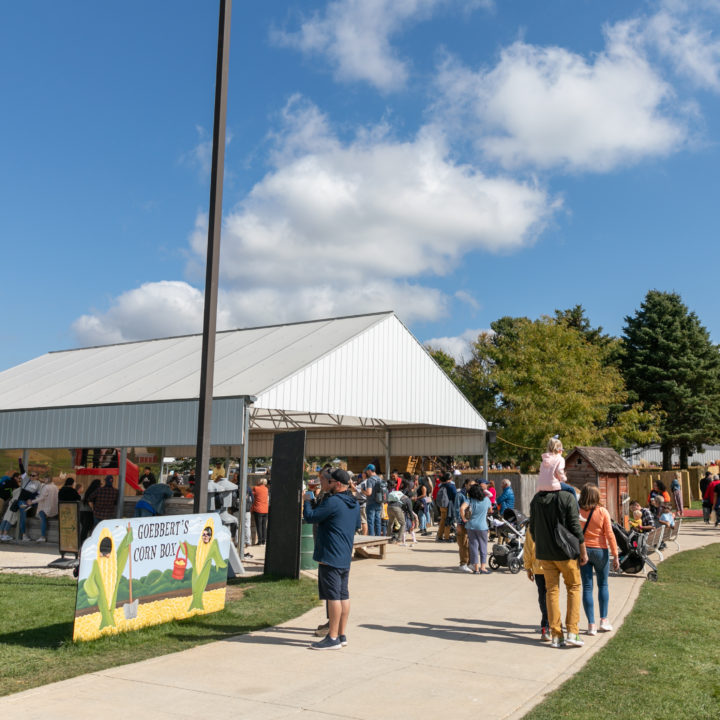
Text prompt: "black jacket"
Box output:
[[529, 490, 583, 561]]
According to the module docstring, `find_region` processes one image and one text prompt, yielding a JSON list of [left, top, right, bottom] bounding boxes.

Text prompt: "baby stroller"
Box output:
[[611, 522, 658, 582], [488, 508, 528, 574]]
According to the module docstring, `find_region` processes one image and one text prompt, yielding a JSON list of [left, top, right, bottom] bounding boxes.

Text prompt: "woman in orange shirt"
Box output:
[[251, 478, 269, 545], [578, 484, 620, 635]]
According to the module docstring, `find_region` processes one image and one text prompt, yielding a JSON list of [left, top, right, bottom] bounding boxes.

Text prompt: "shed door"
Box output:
[[606, 476, 618, 521]]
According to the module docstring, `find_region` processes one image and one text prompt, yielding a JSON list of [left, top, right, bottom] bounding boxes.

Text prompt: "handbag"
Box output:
[[554, 523, 580, 559]]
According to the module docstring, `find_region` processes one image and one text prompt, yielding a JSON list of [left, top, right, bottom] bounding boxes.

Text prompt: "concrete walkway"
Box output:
[[1, 523, 717, 720]]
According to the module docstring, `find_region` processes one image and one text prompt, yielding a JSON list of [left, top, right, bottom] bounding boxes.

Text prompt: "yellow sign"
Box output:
[[73, 514, 230, 642]]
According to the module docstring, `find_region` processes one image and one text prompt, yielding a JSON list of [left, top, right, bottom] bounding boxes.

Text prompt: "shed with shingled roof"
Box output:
[[565, 446, 632, 522]]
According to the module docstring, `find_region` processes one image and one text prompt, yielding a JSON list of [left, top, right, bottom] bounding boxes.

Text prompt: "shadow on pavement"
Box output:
[[359, 619, 538, 646]]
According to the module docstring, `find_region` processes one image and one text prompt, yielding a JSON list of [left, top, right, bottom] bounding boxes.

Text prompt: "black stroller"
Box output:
[[488, 508, 528, 574], [611, 522, 658, 582]]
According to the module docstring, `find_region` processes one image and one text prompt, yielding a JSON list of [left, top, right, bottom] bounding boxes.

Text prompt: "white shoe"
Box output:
[[599, 620, 613, 632], [565, 633, 585, 647], [0, 535, 9, 541], [21, 534, 32, 542], [586, 624, 597, 636], [459, 564, 473, 573], [36, 537, 47, 543]]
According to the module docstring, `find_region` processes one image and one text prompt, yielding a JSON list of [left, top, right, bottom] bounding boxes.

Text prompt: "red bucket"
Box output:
[[172, 542, 188, 580]]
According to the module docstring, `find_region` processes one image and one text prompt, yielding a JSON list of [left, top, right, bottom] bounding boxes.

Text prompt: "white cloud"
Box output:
[[435, 25, 688, 171], [454, 289, 480, 310], [73, 97, 557, 345], [275, 0, 490, 92], [72, 281, 233, 346], [625, 3, 720, 92], [425, 327, 486, 362]]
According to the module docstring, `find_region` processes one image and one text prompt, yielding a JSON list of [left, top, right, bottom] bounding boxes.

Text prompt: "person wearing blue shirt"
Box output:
[[460, 484, 493, 574], [496, 479, 515, 515], [303, 468, 359, 651]]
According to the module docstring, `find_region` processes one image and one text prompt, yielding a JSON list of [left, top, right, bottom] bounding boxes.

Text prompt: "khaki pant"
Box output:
[[387, 505, 406, 544], [456, 524, 469, 565], [542, 558, 581, 638], [437, 507, 450, 540]]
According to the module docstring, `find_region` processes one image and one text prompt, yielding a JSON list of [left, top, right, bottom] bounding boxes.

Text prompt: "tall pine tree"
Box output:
[[621, 290, 720, 468]]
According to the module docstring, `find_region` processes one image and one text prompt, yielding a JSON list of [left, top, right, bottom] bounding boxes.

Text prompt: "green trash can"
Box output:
[[300, 522, 318, 570]]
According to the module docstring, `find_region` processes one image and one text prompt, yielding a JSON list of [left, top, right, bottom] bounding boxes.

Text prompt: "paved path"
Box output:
[[2, 523, 717, 719]]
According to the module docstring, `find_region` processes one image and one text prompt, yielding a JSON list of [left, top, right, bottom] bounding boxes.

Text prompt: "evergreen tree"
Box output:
[[621, 290, 720, 468]]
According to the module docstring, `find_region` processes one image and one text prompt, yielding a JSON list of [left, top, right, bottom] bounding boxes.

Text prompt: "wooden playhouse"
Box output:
[[565, 447, 632, 523]]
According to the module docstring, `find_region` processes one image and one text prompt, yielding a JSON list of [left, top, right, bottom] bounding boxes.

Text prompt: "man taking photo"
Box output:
[[303, 468, 360, 650]]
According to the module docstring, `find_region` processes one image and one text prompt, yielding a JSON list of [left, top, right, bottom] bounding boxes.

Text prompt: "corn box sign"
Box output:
[[73, 514, 231, 642]]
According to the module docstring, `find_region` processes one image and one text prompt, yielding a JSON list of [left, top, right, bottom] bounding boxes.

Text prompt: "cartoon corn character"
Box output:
[[186, 518, 226, 611], [83, 526, 133, 630]]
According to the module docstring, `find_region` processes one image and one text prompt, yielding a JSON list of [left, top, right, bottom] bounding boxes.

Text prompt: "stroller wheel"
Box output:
[[488, 555, 500, 570], [508, 556, 521, 574], [647, 570, 658, 582]]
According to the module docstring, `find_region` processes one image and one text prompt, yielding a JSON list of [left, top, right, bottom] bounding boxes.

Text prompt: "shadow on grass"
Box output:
[[0, 621, 74, 648]]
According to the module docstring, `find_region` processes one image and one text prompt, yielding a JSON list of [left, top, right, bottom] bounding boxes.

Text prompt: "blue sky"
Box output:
[[2, 0, 719, 371]]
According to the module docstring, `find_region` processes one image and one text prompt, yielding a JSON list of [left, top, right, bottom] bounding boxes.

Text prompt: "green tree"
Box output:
[[621, 290, 720, 469], [432, 317, 659, 470]]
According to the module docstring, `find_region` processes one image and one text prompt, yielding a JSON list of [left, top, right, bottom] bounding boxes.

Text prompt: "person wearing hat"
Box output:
[[303, 468, 360, 650], [362, 464, 386, 536]]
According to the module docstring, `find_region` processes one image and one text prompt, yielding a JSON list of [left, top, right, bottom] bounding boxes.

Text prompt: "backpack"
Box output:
[[388, 490, 404, 503], [373, 478, 388, 504], [436, 485, 449, 508]]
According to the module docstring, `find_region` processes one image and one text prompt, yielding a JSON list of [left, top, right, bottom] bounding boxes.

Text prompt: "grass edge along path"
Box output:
[[0, 574, 319, 697], [523, 542, 720, 720]]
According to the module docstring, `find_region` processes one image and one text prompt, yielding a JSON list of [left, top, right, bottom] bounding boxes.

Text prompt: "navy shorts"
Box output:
[[317, 563, 350, 601]]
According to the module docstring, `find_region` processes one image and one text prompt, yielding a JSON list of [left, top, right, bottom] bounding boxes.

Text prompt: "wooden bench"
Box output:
[[353, 534, 390, 560], [662, 516, 682, 552]]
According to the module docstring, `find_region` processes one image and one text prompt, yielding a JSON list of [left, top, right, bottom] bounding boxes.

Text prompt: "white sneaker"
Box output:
[[36, 537, 47, 543], [565, 633, 585, 647], [0, 534, 9, 541], [21, 534, 32, 542], [459, 564, 473, 573], [586, 624, 597, 636], [599, 621, 613, 632]]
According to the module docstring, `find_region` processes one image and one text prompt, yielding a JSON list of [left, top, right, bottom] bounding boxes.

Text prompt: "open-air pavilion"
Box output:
[[0, 311, 487, 504]]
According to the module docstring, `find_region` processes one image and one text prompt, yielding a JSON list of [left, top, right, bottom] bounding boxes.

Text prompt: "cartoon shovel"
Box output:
[[123, 522, 139, 620]]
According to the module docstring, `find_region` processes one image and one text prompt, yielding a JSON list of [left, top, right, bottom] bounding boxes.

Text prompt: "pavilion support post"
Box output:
[[116, 448, 127, 518], [15, 450, 29, 539], [385, 430, 391, 483], [483, 433, 489, 485], [159, 448, 166, 483]]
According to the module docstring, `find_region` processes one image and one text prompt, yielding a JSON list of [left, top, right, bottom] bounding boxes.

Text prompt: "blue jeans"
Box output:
[[581, 547, 609, 624], [39, 510, 49, 538], [419, 508, 427, 532], [18, 502, 30, 535], [367, 504, 382, 536]]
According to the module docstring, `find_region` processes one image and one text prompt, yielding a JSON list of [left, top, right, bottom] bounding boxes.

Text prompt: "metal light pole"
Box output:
[[194, 0, 232, 513]]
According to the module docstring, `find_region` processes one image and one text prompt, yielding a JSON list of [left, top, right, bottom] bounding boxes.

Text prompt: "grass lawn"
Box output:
[[0, 573, 319, 697], [524, 543, 720, 719]]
